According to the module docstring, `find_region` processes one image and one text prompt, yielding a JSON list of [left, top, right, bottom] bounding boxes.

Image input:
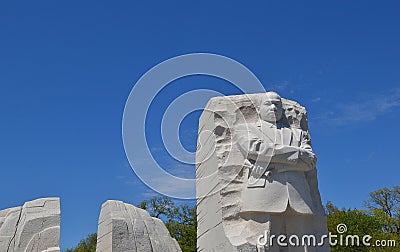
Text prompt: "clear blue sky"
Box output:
[[1, 1, 399, 249]]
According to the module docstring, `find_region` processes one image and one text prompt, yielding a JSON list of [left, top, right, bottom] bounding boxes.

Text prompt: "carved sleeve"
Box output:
[[234, 124, 274, 163], [298, 130, 317, 169], [234, 124, 298, 164]]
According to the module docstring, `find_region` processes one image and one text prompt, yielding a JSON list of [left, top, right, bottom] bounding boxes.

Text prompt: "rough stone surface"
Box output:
[[196, 92, 330, 251], [96, 200, 181, 252], [0, 198, 60, 252]]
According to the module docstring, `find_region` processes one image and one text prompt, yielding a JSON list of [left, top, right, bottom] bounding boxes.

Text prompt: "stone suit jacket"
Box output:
[[234, 120, 316, 215]]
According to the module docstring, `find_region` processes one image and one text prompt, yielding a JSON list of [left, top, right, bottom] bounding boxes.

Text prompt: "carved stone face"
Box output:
[[259, 92, 283, 123]]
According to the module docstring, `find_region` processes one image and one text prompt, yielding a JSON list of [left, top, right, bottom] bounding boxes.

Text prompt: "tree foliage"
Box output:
[[138, 196, 176, 219], [327, 186, 400, 252], [65, 233, 97, 252], [327, 206, 385, 252], [138, 196, 197, 252], [364, 186, 400, 234]]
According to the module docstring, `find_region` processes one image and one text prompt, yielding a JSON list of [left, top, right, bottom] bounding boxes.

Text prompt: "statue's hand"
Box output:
[[245, 160, 274, 177], [252, 163, 267, 177]]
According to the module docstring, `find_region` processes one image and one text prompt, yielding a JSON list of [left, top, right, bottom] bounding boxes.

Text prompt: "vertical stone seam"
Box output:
[[6, 207, 22, 252], [132, 206, 154, 252], [123, 203, 138, 252]]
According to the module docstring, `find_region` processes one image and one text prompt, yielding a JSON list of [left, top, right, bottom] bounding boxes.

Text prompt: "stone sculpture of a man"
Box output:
[[196, 92, 329, 252], [234, 92, 322, 251]]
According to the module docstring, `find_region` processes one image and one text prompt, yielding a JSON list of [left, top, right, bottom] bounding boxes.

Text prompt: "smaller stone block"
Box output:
[[96, 200, 181, 252], [0, 197, 60, 252]]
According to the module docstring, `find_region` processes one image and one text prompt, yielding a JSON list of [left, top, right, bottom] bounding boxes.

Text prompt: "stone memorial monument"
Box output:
[[96, 200, 181, 252], [0, 197, 61, 252], [196, 92, 329, 251]]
